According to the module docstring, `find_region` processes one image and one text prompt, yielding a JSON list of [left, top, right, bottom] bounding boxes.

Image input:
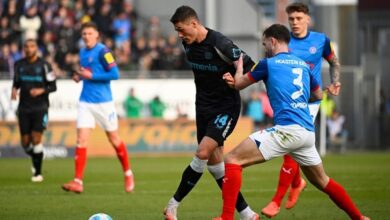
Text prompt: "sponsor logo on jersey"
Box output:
[[204, 52, 213, 60], [34, 66, 42, 73], [232, 48, 241, 58], [309, 46, 317, 54]]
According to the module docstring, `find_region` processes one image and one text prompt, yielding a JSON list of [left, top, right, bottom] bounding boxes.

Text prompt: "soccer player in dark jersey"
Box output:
[[163, 6, 259, 220], [11, 39, 57, 182], [261, 3, 342, 217]]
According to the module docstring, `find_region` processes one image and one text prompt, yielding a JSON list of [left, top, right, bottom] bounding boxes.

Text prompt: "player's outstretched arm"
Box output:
[[222, 73, 235, 88], [233, 54, 253, 90]]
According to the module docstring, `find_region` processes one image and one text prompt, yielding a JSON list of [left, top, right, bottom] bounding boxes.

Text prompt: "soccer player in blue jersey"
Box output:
[[261, 3, 343, 217], [62, 22, 134, 194], [214, 24, 369, 220]]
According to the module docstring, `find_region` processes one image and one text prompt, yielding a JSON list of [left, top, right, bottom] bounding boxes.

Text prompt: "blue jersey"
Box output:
[[79, 43, 119, 103], [289, 31, 334, 91], [248, 52, 320, 131]]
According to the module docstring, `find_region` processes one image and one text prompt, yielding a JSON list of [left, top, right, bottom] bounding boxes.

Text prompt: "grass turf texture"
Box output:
[[0, 153, 389, 219]]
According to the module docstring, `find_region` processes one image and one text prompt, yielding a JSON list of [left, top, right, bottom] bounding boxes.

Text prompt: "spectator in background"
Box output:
[[259, 90, 273, 127], [246, 90, 264, 131], [123, 88, 143, 118], [112, 10, 131, 49], [19, 5, 41, 41], [326, 110, 347, 153], [93, 3, 112, 39], [149, 95, 166, 118], [3, 0, 21, 41], [0, 16, 13, 45], [144, 15, 162, 40], [0, 44, 14, 78], [10, 41, 22, 61]]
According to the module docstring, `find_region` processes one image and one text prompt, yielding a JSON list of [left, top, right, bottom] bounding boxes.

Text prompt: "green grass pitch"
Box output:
[[0, 153, 389, 219]]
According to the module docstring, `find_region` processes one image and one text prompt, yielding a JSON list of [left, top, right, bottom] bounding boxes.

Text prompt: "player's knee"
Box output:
[[195, 148, 212, 160], [224, 153, 239, 165], [207, 162, 224, 179], [33, 143, 44, 153], [307, 175, 329, 190], [190, 156, 208, 173]]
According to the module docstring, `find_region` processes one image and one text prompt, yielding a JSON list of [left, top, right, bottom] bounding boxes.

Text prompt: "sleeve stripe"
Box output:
[[311, 85, 321, 92], [247, 72, 256, 82], [325, 52, 334, 61]]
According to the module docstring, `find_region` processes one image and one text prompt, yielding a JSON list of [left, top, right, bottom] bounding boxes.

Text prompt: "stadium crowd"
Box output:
[[0, 0, 189, 79]]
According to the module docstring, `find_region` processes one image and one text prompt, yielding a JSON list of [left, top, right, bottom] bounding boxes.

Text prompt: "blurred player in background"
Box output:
[[261, 3, 342, 218], [215, 24, 369, 220], [61, 22, 134, 194], [163, 5, 259, 220], [11, 39, 57, 182]]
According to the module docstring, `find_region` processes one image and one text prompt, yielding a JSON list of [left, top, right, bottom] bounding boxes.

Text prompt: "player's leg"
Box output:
[[262, 154, 299, 216], [106, 130, 134, 193], [301, 164, 369, 220], [164, 136, 217, 220], [17, 111, 33, 154], [292, 132, 369, 220], [18, 111, 38, 181], [208, 147, 259, 220], [62, 102, 94, 193], [29, 110, 48, 182], [215, 137, 265, 220], [96, 101, 134, 192]]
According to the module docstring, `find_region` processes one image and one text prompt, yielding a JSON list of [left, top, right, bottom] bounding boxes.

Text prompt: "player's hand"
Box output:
[[223, 72, 235, 88], [326, 81, 341, 96], [30, 88, 45, 97], [72, 74, 81, 83], [11, 88, 18, 100], [76, 67, 93, 80], [233, 54, 244, 72]]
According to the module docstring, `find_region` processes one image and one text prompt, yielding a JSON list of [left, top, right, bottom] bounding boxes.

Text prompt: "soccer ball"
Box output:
[[88, 213, 113, 220]]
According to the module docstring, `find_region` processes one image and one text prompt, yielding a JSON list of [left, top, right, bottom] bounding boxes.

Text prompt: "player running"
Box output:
[[214, 23, 369, 220], [62, 22, 134, 194], [261, 3, 343, 217], [11, 39, 57, 182], [163, 5, 259, 220]]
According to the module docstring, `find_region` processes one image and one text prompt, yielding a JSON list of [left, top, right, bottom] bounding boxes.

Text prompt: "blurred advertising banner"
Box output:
[[0, 118, 253, 158], [0, 79, 196, 121]]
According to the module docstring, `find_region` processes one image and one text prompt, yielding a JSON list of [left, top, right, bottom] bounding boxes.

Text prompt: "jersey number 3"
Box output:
[[291, 68, 304, 100]]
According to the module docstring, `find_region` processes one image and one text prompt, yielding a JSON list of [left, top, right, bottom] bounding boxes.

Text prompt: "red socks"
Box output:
[[115, 141, 130, 172], [74, 147, 87, 180], [272, 155, 299, 206], [323, 178, 362, 220], [221, 163, 242, 220]]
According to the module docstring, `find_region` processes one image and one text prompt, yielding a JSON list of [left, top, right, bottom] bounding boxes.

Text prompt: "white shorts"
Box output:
[[249, 124, 322, 166], [77, 101, 118, 131], [308, 103, 320, 122]]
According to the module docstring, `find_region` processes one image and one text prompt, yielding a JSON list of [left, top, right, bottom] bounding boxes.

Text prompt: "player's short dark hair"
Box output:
[[23, 39, 38, 46], [263, 24, 290, 44], [170, 5, 199, 24], [286, 2, 309, 14], [81, 22, 99, 32]]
